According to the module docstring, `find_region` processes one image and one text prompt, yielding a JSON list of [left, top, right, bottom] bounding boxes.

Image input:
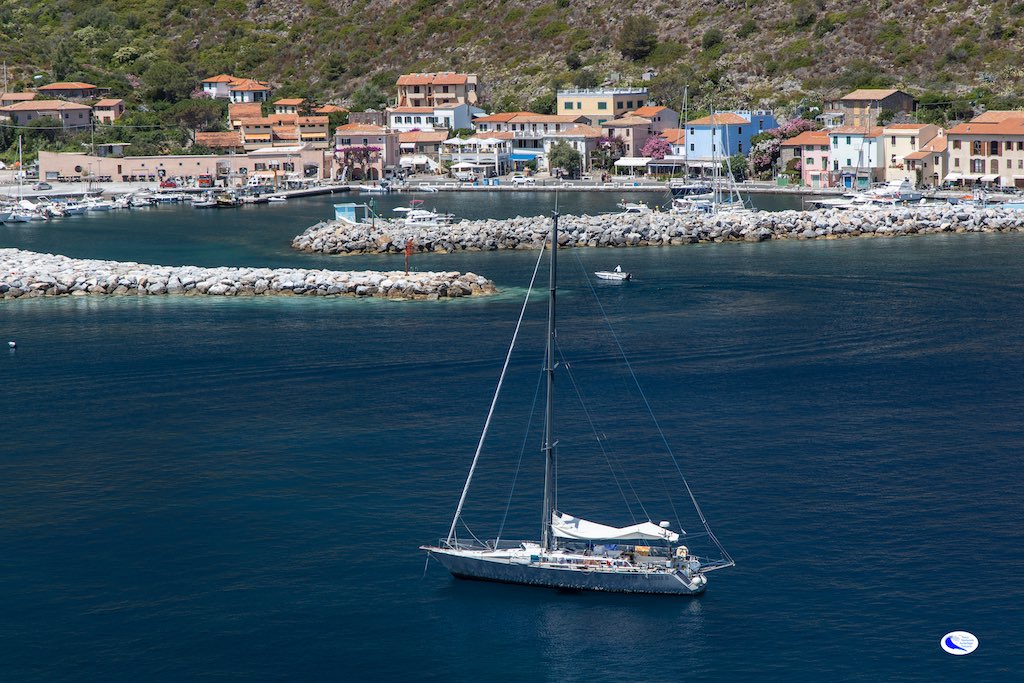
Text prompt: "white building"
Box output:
[[386, 103, 484, 132]]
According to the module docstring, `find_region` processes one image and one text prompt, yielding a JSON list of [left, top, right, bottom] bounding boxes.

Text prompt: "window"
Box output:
[[846, 158, 851, 166], [626, 101, 633, 108], [891, 136, 897, 145], [690, 128, 695, 135], [910, 137, 916, 146], [954, 158, 960, 167], [616, 101, 623, 109], [833, 160, 839, 171], [738, 127, 743, 135], [1019, 159, 1023, 169], [1018, 142, 1023, 151], [738, 142, 743, 153], [565, 102, 573, 110], [832, 138, 838, 148], [934, 156, 939, 164], [806, 157, 813, 166], [989, 141, 999, 155], [690, 143, 694, 152], [953, 140, 962, 150], [970, 159, 984, 173], [846, 136, 851, 145], [597, 102, 607, 110], [972, 141, 982, 155]]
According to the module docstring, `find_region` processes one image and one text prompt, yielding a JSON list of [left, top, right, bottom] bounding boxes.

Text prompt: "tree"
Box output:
[[640, 136, 670, 159], [143, 60, 193, 103], [529, 92, 557, 115], [171, 100, 226, 133], [565, 52, 582, 71], [593, 136, 626, 170], [615, 16, 658, 61], [51, 39, 77, 81], [348, 82, 389, 111], [548, 141, 582, 178], [723, 154, 748, 181]]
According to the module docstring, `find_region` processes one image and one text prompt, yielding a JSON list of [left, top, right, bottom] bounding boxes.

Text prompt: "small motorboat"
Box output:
[[267, 195, 287, 203], [595, 265, 631, 281]]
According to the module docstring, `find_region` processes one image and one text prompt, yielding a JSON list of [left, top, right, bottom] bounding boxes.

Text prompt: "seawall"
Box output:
[[292, 206, 1024, 255], [0, 249, 495, 301]]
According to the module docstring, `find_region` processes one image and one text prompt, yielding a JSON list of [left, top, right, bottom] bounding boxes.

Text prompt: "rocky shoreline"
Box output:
[[0, 249, 495, 301], [292, 206, 1024, 255]]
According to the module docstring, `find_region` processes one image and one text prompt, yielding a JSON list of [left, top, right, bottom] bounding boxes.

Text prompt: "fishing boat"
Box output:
[[594, 265, 631, 281], [617, 201, 653, 214], [393, 200, 456, 227], [421, 214, 733, 595]]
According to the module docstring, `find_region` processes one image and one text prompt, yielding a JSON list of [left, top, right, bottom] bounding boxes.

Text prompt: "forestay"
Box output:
[[552, 512, 680, 543]]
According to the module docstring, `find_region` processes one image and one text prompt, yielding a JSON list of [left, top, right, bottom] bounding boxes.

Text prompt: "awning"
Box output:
[[400, 154, 432, 166], [551, 512, 680, 543], [961, 174, 981, 181], [979, 174, 999, 182], [614, 156, 653, 167], [943, 173, 962, 181], [511, 150, 544, 161], [450, 161, 477, 170]]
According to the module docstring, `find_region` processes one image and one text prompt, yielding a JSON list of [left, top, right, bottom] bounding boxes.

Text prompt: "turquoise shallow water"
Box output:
[[2, 194, 1023, 680]]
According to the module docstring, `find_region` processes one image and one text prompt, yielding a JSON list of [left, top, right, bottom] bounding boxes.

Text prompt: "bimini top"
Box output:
[[552, 512, 680, 543]]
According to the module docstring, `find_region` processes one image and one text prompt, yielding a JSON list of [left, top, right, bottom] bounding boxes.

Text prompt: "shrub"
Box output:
[[737, 19, 757, 39], [701, 28, 723, 50]]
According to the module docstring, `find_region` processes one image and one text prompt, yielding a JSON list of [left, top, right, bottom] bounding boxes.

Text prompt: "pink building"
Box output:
[[780, 130, 832, 188], [334, 123, 400, 180], [93, 98, 125, 124]]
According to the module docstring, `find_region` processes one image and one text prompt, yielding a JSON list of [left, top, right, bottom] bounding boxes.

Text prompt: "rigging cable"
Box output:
[[444, 240, 547, 546], [571, 248, 734, 565]]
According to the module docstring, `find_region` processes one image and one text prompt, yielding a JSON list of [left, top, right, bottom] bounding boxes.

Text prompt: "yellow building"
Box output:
[[556, 88, 649, 128]]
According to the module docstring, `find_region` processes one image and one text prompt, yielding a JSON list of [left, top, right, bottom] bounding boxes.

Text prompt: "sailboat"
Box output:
[[421, 214, 734, 595]]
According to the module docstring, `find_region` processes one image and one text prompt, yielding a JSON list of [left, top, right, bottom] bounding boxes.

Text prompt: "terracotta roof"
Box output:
[[829, 126, 884, 137], [0, 92, 37, 101], [970, 110, 1024, 123], [228, 103, 263, 121], [202, 74, 237, 83], [399, 130, 450, 143], [239, 118, 273, 126], [629, 105, 668, 117], [37, 81, 97, 90], [274, 98, 306, 106], [660, 128, 686, 144], [474, 111, 536, 123], [93, 99, 123, 107], [273, 129, 299, 140], [397, 72, 472, 86], [840, 89, 902, 101], [229, 78, 271, 91], [780, 130, 830, 147], [435, 73, 470, 85], [297, 116, 329, 125], [686, 112, 748, 125], [314, 104, 348, 114], [947, 120, 1024, 136], [553, 124, 604, 139], [507, 114, 586, 124], [0, 99, 91, 111], [195, 131, 243, 147], [335, 123, 388, 134], [903, 150, 931, 160], [603, 115, 651, 127], [922, 135, 948, 152]]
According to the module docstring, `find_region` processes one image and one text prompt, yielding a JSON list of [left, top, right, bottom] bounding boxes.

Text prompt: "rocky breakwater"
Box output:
[[0, 249, 495, 301], [291, 206, 1024, 255]]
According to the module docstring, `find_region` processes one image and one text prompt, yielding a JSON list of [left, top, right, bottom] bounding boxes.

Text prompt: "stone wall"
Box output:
[[292, 206, 1024, 255], [1, 249, 495, 301]]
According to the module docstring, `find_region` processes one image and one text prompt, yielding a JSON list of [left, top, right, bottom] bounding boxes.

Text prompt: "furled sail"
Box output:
[[551, 512, 680, 543]]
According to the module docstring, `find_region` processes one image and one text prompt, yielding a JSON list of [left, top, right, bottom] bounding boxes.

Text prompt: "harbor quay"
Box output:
[[292, 206, 1024, 256], [0, 249, 495, 301]]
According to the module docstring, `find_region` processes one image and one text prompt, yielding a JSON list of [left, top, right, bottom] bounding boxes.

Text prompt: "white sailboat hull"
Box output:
[[424, 546, 708, 595]]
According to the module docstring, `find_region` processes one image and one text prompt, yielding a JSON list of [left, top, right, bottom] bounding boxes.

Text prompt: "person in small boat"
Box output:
[[614, 265, 622, 273]]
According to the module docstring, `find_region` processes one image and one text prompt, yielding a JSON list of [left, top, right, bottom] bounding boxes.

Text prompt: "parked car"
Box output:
[[511, 176, 536, 187], [160, 179, 178, 188], [32, 182, 52, 191]]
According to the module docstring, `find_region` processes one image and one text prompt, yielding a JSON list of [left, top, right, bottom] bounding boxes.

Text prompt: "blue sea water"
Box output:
[[2, 194, 1023, 680]]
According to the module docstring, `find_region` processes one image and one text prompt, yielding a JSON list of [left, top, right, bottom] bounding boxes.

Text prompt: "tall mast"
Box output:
[[682, 85, 688, 177], [541, 213, 558, 550]]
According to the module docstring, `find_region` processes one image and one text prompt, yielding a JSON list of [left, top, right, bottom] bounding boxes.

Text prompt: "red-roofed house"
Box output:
[[903, 133, 948, 188], [881, 123, 940, 184], [36, 82, 99, 100], [201, 74, 272, 103], [0, 92, 37, 106], [274, 98, 306, 116], [93, 98, 125, 124], [386, 102, 482, 132], [946, 113, 1024, 187], [824, 89, 917, 129], [334, 123, 400, 180], [627, 105, 679, 132], [195, 131, 245, 152], [684, 110, 777, 175], [396, 72, 479, 107], [0, 100, 92, 130], [602, 115, 657, 157], [780, 130, 832, 187]]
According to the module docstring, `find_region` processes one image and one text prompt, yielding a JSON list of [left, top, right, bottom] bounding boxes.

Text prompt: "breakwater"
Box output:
[[0, 249, 495, 300], [292, 206, 1024, 255]]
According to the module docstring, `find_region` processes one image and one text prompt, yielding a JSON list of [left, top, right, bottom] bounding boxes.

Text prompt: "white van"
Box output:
[[511, 176, 536, 187]]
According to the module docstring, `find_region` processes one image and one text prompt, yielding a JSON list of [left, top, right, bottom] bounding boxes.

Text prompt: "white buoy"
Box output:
[[7, 341, 15, 348]]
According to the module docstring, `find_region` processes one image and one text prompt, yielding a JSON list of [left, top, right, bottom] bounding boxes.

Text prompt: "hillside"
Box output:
[[2, 0, 1024, 116]]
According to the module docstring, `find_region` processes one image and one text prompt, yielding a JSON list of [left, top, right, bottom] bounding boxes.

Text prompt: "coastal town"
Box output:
[[2, 72, 1024, 195]]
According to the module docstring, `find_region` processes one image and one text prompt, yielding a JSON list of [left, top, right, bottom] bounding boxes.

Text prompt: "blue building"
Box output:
[[682, 110, 777, 175]]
